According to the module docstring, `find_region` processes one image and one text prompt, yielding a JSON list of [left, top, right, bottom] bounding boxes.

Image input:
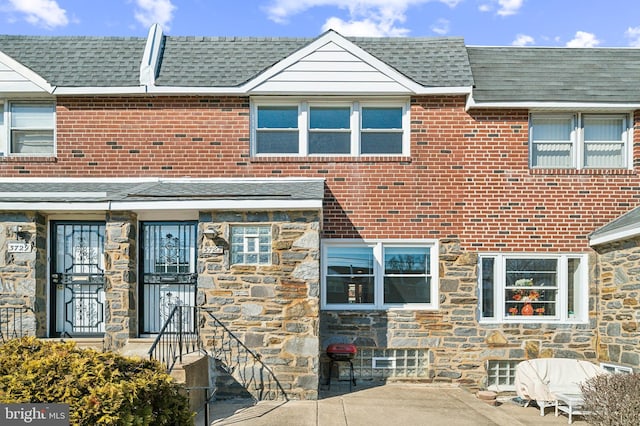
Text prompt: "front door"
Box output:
[[50, 222, 106, 337], [140, 222, 197, 334]]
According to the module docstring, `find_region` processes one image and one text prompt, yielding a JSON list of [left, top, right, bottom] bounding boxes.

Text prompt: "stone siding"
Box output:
[[104, 212, 138, 350], [320, 239, 600, 390], [197, 210, 320, 400], [0, 212, 43, 337], [594, 237, 640, 370]]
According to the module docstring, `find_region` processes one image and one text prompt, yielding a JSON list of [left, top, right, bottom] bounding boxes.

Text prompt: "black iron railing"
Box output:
[[0, 305, 31, 342], [147, 305, 202, 371], [201, 309, 288, 402], [148, 306, 287, 401]]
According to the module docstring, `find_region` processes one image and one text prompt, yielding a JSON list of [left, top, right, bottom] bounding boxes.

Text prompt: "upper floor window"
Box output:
[[479, 253, 588, 323], [252, 99, 409, 156], [322, 240, 438, 310], [530, 113, 631, 169], [0, 100, 55, 156], [230, 225, 271, 265]]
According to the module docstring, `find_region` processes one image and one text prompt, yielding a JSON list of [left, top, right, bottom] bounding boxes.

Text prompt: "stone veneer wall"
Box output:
[[103, 212, 138, 350], [0, 212, 44, 337], [593, 237, 640, 370], [320, 239, 600, 390], [197, 210, 320, 400]]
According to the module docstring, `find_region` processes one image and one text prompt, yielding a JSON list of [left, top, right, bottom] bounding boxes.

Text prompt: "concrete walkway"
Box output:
[[202, 383, 588, 426]]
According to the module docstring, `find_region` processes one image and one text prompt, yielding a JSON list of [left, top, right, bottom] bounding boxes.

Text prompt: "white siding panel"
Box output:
[[301, 50, 361, 62], [269, 71, 394, 82], [287, 61, 377, 72], [253, 80, 410, 93], [0, 81, 47, 92]]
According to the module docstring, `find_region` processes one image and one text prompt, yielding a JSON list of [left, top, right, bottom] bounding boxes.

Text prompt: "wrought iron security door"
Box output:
[[140, 222, 197, 334], [51, 222, 106, 337]]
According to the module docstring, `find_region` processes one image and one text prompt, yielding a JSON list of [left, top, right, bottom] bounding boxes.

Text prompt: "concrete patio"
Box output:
[[200, 382, 588, 426]]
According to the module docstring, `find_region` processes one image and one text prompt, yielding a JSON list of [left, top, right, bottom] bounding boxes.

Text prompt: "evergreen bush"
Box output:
[[0, 337, 193, 425]]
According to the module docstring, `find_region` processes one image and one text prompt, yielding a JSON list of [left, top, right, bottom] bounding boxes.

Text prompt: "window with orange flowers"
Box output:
[[479, 254, 587, 323]]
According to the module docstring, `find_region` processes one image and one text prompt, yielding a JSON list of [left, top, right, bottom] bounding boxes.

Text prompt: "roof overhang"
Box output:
[[589, 224, 640, 247], [466, 95, 640, 111], [0, 177, 325, 213]]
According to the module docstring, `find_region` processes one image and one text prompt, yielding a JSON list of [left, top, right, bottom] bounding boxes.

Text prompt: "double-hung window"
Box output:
[[479, 254, 587, 323], [0, 100, 55, 155], [323, 240, 438, 310], [530, 113, 630, 169], [252, 99, 409, 156]]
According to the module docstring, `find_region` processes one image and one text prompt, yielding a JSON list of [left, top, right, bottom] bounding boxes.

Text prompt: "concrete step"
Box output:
[[44, 337, 104, 351], [118, 337, 157, 359]]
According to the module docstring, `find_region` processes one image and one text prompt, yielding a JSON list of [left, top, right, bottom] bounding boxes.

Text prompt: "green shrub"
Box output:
[[580, 372, 640, 426], [0, 337, 193, 425]]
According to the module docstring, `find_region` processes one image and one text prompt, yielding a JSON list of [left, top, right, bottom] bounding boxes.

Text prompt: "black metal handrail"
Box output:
[[200, 308, 288, 402], [148, 306, 288, 401], [147, 305, 202, 371], [0, 305, 31, 342]]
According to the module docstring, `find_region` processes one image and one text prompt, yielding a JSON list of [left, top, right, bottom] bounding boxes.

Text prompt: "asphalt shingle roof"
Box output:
[[0, 179, 325, 203], [467, 46, 640, 103], [155, 35, 474, 88], [0, 35, 145, 87]]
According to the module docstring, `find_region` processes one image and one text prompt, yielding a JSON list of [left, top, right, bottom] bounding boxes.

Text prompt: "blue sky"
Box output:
[[1, 0, 639, 47]]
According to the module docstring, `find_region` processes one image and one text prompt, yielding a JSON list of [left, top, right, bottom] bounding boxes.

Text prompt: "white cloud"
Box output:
[[496, 0, 523, 16], [512, 34, 534, 46], [625, 26, 640, 47], [477, 0, 523, 16], [565, 31, 601, 48], [7, 0, 68, 29], [430, 18, 450, 35], [134, 0, 176, 30], [264, 0, 461, 36]]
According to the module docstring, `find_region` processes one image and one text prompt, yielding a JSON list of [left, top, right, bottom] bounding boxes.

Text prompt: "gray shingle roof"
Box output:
[[0, 179, 325, 203], [0, 35, 145, 87], [467, 46, 640, 103], [155, 35, 474, 87]]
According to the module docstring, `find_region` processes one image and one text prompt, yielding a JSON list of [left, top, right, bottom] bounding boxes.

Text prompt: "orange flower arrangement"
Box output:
[[508, 307, 519, 315], [535, 307, 545, 315]]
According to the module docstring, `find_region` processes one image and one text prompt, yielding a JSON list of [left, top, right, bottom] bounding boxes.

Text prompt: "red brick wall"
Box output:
[[1, 95, 638, 252]]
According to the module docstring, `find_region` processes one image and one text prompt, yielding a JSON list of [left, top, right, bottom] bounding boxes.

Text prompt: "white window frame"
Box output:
[[529, 112, 632, 170], [321, 239, 439, 310], [230, 225, 272, 266], [599, 362, 633, 374], [0, 99, 56, 156], [478, 253, 588, 324], [251, 97, 410, 157]]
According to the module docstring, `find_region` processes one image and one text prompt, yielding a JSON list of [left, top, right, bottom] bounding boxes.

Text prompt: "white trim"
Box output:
[[321, 238, 439, 311], [589, 225, 640, 246], [0, 51, 54, 93], [0, 192, 106, 198], [0, 199, 322, 212], [52, 86, 148, 95], [242, 31, 425, 95], [0, 176, 325, 183], [478, 253, 589, 324], [467, 98, 640, 111]]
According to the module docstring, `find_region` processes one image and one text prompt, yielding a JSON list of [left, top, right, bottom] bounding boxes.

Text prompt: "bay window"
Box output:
[[530, 113, 630, 169], [252, 99, 409, 156], [479, 254, 587, 323], [323, 240, 438, 309]]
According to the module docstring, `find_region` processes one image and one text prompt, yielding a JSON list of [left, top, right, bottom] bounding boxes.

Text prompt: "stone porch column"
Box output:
[[104, 212, 138, 350]]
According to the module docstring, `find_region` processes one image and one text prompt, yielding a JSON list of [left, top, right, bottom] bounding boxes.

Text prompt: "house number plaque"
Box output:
[[8, 242, 32, 253], [201, 246, 223, 255]]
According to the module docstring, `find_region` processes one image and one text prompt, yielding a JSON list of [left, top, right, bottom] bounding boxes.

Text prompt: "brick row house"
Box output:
[[0, 26, 639, 399]]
